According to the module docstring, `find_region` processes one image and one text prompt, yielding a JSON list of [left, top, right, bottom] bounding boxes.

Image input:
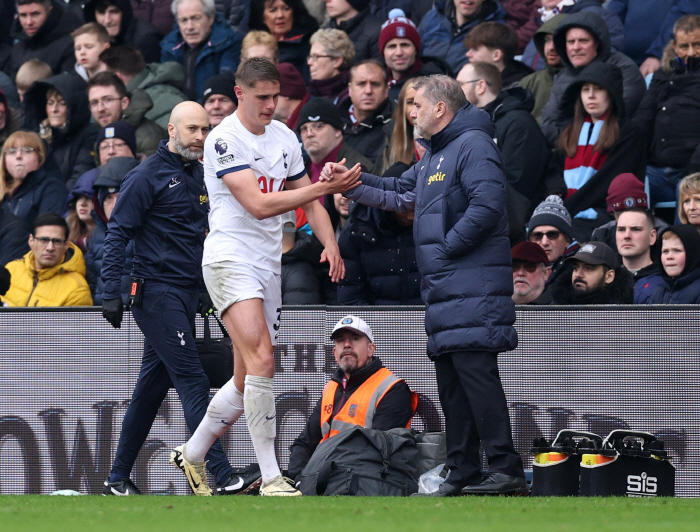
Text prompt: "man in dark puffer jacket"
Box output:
[[335, 75, 526, 496]]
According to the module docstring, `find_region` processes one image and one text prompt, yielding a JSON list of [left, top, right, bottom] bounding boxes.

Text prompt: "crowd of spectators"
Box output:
[[2, 0, 700, 308]]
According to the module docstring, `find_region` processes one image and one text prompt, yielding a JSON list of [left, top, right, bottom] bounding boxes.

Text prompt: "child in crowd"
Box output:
[[14, 59, 53, 102], [71, 22, 111, 80]]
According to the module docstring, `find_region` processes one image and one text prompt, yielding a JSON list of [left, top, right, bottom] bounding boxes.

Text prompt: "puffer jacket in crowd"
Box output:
[[23, 73, 98, 188], [126, 62, 188, 129], [417, 0, 506, 75], [607, 0, 677, 64], [1, 242, 93, 307], [84, 0, 162, 63], [325, 8, 383, 62], [540, 11, 645, 146], [161, 13, 243, 101], [215, 0, 250, 34], [130, 0, 175, 37], [646, 225, 700, 304], [9, 0, 82, 77], [345, 103, 518, 357], [518, 14, 567, 124], [1, 165, 68, 228], [281, 230, 324, 305], [338, 204, 421, 305], [632, 56, 700, 174], [122, 89, 167, 157]]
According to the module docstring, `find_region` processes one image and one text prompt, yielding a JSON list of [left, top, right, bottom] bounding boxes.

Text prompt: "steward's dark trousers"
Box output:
[[110, 282, 233, 485], [434, 351, 524, 488]]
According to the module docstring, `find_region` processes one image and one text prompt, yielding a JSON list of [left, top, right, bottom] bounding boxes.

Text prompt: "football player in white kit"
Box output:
[[170, 58, 362, 497]]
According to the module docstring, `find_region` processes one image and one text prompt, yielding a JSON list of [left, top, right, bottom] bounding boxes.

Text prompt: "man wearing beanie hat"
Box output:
[[297, 97, 374, 187], [551, 240, 634, 304], [324, 0, 383, 62], [511, 241, 552, 305], [201, 72, 238, 128], [591, 173, 668, 258], [273, 63, 310, 130], [528, 195, 580, 286], [380, 11, 450, 101], [95, 121, 138, 166]]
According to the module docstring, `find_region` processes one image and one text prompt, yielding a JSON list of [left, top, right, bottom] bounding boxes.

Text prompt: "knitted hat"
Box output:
[[296, 97, 346, 133], [96, 121, 137, 159], [528, 195, 573, 240], [606, 173, 648, 213], [276, 63, 307, 100], [347, 0, 370, 12], [512, 241, 549, 265], [201, 72, 238, 105], [379, 14, 421, 55]]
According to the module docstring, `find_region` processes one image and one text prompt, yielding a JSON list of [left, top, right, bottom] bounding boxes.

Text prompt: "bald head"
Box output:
[[167, 101, 211, 160]]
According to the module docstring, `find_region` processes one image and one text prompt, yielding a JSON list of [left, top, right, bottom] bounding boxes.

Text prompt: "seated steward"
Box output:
[[287, 315, 417, 482]]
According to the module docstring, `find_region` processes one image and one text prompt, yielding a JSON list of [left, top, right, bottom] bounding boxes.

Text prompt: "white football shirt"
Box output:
[[202, 112, 306, 274]]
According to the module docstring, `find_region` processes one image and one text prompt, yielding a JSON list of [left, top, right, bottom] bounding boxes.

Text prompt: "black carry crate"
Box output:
[[579, 430, 675, 497], [531, 430, 602, 496]]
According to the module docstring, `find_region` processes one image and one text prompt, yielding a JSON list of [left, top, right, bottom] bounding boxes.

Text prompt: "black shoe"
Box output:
[[216, 464, 263, 495], [103, 478, 141, 496], [460, 473, 529, 496], [411, 482, 464, 497]]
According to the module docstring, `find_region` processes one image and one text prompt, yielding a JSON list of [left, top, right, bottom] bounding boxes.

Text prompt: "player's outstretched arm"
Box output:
[[289, 176, 345, 282], [221, 166, 361, 220]]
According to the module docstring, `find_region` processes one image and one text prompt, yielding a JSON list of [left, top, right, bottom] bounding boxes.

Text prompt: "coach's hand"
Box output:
[[322, 160, 362, 194], [198, 290, 215, 318], [103, 298, 124, 329]]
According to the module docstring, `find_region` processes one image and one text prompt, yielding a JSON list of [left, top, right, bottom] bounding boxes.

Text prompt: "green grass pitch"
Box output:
[[1, 496, 699, 532]]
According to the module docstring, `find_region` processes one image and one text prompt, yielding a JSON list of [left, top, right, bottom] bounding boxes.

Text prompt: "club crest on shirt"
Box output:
[[348, 404, 358, 417], [214, 139, 228, 155]]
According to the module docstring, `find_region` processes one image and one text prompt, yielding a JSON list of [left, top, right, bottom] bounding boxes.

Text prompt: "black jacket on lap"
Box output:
[[632, 58, 700, 173], [287, 357, 414, 482], [338, 204, 422, 305]]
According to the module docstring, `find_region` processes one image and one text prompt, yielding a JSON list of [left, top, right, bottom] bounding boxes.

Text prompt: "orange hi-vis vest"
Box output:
[[319, 367, 419, 442]]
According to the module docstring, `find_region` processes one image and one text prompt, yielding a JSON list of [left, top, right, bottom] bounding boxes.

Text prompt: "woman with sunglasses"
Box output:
[[0, 131, 67, 227]]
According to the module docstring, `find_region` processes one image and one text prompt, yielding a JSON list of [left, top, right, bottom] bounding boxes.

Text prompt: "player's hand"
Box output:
[[639, 56, 660, 77], [320, 244, 345, 283], [322, 162, 362, 194], [102, 298, 124, 329], [320, 158, 349, 182]]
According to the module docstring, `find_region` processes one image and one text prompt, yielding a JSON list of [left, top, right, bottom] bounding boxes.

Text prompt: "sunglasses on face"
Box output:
[[530, 230, 561, 242], [512, 261, 539, 273]]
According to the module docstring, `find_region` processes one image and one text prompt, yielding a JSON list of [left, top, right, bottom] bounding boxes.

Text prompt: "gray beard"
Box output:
[[173, 134, 202, 160]]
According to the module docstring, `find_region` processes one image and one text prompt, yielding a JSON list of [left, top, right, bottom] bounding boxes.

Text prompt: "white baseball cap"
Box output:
[[331, 315, 374, 343]]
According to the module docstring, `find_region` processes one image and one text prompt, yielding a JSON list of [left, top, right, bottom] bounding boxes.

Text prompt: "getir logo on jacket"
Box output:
[[428, 172, 446, 185]]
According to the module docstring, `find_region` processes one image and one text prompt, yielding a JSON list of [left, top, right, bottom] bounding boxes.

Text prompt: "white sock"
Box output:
[[244, 375, 281, 484], [186, 378, 244, 462]]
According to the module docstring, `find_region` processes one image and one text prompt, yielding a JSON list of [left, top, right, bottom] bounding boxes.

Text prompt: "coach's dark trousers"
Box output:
[[434, 351, 524, 488], [110, 281, 232, 485]]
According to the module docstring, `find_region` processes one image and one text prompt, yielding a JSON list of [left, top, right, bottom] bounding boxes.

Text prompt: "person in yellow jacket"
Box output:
[[1, 212, 93, 307], [287, 315, 417, 481]]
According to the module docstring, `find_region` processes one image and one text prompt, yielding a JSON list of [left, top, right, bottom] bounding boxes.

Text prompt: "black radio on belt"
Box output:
[[129, 277, 145, 307]]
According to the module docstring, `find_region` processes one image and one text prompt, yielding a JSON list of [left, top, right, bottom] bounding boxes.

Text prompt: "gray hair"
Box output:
[[309, 29, 356, 71], [172, 0, 216, 18], [413, 75, 467, 114]]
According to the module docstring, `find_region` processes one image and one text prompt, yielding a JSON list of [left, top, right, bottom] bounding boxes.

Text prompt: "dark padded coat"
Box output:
[[632, 58, 700, 174], [84, 0, 163, 63], [345, 103, 518, 357], [281, 230, 324, 305], [338, 204, 422, 306], [287, 357, 414, 481], [540, 11, 646, 146], [646, 225, 700, 304], [0, 209, 30, 266], [23, 73, 98, 188], [325, 8, 383, 62], [9, 0, 83, 77], [1, 165, 68, 227]]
